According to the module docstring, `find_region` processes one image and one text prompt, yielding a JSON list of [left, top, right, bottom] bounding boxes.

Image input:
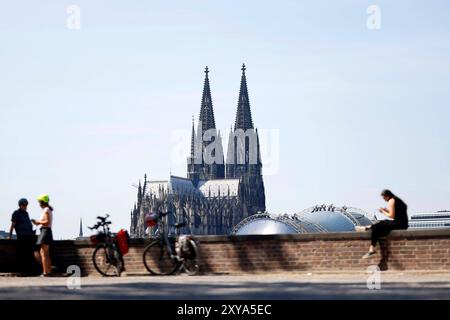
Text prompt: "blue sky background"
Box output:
[[1, 0, 449, 239]]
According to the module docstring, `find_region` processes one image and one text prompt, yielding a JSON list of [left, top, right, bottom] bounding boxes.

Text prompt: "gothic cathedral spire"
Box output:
[[225, 64, 265, 213], [234, 64, 254, 131], [190, 115, 196, 159], [188, 66, 225, 183], [199, 66, 216, 134], [79, 217, 83, 238]]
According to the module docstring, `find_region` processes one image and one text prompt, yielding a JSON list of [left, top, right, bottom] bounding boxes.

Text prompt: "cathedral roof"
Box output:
[[169, 175, 198, 194], [145, 175, 240, 198], [198, 179, 240, 198]]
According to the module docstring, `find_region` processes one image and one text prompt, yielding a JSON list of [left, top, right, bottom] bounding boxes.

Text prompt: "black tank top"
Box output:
[[394, 196, 408, 228]]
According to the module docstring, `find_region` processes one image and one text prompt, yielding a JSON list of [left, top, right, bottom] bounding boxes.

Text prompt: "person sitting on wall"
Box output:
[[356, 189, 409, 259]]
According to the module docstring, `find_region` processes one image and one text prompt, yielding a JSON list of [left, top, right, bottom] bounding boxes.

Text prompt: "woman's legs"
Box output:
[[40, 244, 52, 275], [34, 249, 42, 266], [369, 221, 394, 251], [362, 222, 385, 258]]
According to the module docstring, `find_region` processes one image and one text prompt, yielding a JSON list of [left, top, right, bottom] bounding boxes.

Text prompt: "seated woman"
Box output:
[[357, 189, 408, 259]]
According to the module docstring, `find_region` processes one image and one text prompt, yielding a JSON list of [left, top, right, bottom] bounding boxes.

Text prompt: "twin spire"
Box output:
[[198, 65, 216, 135], [188, 64, 262, 182], [196, 64, 253, 136], [235, 64, 254, 131]]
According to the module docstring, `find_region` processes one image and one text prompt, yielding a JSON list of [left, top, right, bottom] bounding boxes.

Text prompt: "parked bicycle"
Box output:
[[142, 211, 199, 276], [89, 214, 129, 277]]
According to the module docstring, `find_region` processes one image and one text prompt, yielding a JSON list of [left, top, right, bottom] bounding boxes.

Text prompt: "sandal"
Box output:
[[362, 251, 377, 259]]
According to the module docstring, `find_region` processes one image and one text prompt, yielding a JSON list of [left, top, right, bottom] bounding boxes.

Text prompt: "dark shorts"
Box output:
[[35, 227, 53, 247]]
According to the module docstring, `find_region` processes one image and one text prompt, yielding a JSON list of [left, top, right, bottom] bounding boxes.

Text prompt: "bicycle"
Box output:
[[89, 214, 124, 277], [142, 211, 200, 276]]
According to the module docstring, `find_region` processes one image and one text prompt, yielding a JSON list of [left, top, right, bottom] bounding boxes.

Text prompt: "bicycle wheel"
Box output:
[[183, 240, 200, 276], [93, 243, 123, 277], [143, 241, 179, 275]]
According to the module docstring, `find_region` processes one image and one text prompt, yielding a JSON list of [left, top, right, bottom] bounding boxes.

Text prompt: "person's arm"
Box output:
[[9, 221, 16, 240], [381, 199, 396, 219], [33, 210, 49, 225]]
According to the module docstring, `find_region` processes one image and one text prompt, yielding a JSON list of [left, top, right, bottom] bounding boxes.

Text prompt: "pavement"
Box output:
[[1, 272, 450, 300]]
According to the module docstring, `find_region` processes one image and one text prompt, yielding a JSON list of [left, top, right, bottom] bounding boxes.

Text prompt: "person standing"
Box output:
[[31, 194, 54, 277], [9, 198, 36, 274], [361, 189, 409, 259]]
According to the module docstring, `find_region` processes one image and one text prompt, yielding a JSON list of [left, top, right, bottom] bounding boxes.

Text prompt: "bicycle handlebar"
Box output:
[[89, 215, 111, 230], [96, 214, 110, 221]]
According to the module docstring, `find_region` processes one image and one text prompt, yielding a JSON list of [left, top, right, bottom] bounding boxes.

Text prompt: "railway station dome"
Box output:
[[233, 204, 374, 235]]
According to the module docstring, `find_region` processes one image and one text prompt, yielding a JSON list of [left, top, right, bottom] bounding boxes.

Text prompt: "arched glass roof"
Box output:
[[233, 205, 373, 235], [236, 218, 298, 235]]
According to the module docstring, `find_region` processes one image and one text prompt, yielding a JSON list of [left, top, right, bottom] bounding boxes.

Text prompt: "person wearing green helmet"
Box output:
[[31, 194, 54, 277]]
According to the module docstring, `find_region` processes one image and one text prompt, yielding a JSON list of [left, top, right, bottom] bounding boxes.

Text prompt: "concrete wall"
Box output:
[[1, 229, 450, 275]]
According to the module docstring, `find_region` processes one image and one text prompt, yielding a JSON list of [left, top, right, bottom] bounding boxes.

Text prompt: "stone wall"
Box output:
[[1, 229, 450, 275]]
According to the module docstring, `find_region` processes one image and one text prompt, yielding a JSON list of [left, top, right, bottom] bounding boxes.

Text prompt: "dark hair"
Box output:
[[18, 198, 28, 206], [39, 201, 54, 211], [381, 189, 395, 198]]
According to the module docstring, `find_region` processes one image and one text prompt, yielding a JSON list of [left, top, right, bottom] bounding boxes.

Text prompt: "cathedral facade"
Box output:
[[130, 64, 266, 237]]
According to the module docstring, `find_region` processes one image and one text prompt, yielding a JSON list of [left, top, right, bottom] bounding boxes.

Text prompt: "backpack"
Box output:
[[176, 235, 197, 259]]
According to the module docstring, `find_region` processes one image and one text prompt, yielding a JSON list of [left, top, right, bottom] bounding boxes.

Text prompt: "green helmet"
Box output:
[[37, 194, 50, 204]]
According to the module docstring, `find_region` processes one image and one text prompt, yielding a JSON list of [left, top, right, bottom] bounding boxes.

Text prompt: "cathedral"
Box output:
[[130, 64, 266, 237]]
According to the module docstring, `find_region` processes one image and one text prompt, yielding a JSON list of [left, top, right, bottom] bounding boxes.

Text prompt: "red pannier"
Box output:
[[116, 229, 130, 256], [90, 235, 99, 245], [90, 232, 106, 245]]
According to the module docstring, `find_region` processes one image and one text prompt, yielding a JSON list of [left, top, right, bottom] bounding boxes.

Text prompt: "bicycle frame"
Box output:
[[143, 211, 199, 275], [149, 212, 197, 262], [90, 216, 123, 265], [151, 214, 177, 258]]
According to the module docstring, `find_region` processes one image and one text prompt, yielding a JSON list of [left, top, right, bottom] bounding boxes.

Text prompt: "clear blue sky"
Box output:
[[1, 1, 449, 239]]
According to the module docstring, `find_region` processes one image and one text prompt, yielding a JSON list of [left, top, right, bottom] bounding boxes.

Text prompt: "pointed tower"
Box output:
[[137, 180, 142, 206], [226, 124, 235, 177], [226, 64, 262, 178], [188, 66, 225, 183], [199, 66, 216, 136], [79, 218, 83, 238], [187, 116, 201, 185], [234, 63, 254, 131], [226, 64, 265, 214], [143, 173, 147, 194]]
